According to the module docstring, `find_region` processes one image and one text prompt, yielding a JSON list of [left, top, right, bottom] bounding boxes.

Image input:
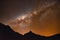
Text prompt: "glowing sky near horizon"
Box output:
[[0, 0, 60, 36]]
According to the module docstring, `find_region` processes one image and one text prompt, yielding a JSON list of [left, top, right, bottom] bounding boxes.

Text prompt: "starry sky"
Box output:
[[0, 0, 60, 36]]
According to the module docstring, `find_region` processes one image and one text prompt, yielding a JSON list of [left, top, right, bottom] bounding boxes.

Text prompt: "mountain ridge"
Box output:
[[0, 23, 60, 40]]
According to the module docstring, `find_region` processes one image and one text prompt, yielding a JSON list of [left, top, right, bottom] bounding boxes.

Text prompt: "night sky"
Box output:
[[0, 0, 60, 36]]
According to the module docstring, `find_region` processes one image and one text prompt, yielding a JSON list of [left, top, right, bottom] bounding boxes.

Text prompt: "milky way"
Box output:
[[0, 0, 60, 36]]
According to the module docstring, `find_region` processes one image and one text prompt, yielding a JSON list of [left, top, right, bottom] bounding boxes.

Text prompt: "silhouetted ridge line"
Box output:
[[24, 31, 46, 40], [48, 34, 60, 37], [0, 23, 60, 40], [0, 23, 15, 33], [0, 23, 23, 40], [24, 31, 45, 37], [47, 34, 60, 40]]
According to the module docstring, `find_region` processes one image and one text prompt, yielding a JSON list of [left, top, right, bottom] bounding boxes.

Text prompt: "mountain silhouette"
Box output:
[[24, 31, 46, 40], [0, 23, 60, 40], [0, 23, 23, 40], [47, 34, 60, 40]]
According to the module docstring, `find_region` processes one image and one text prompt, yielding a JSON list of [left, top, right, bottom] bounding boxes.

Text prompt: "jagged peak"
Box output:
[[27, 31, 33, 33], [24, 31, 45, 37], [24, 31, 35, 35]]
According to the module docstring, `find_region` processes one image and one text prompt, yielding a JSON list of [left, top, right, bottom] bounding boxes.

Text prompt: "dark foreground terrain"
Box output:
[[0, 23, 60, 40]]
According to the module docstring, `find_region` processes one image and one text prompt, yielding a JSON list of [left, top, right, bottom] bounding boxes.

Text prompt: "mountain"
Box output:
[[24, 31, 46, 40], [0, 23, 23, 40], [0, 23, 46, 40], [0, 23, 60, 40], [47, 34, 60, 40]]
